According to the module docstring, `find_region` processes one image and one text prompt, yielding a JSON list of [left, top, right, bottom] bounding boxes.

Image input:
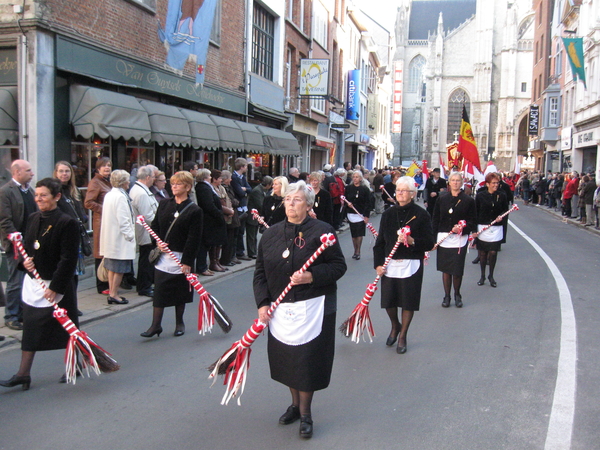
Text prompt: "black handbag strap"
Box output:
[[163, 202, 194, 243]]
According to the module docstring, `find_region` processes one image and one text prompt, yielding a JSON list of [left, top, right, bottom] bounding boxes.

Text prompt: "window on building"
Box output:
[[549, 96, 560, 127], [252, 3, 275, 80], [407, 55, 426, 93], [311, 96, 326, 115], [125, 0, 156, 13], [210, 0, 222, 45], [555, 43, 562, 76], [313, 1, 328, 48], [521, 82, 527, 93], [446, 88, 470, 143]]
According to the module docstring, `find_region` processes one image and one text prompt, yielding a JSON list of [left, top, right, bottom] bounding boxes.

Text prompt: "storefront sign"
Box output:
[[0, 48, 17, 85], [315, 138, 336, 151], [291, 115, 318, 136], [561, 127, 572, 150], [56, 36, 246, 115], [299, 59, 329, 96], [528, 105, 539, 136], [392, 60, 403, 133], [573, 129, 598, 149], [346, 70, 360, 121]]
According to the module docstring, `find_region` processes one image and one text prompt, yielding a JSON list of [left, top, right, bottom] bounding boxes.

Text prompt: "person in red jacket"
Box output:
[[562, 172, 579, 218]]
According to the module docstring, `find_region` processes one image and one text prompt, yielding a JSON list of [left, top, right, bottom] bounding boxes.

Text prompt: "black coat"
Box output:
[[151, 198, 203, 267], [373, 201, 435, 267], [475, 189, 509, 226], [431, 190, 477, 235], [196, 181, 227, 246], [313, 189, 333, 225], [344, 184, 371, 217], [254, 217, 346, 310], [263, 195, 286, 226]]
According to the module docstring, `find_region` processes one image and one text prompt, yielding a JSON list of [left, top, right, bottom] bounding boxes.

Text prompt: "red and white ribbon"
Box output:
[[209, 233, 337, 405], [380, 185, 397, 205], [468, 204, 519, 248], [250, 209, 269, 229], [340, 195, 378, 238]]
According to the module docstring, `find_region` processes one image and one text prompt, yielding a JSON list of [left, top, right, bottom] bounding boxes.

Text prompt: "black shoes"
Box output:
[[174, 324, 185, 337], [396, 337, 407, 354], [107, 296, 129, 305], [4, 319, 23, 331], [140, 327, 163, 338], [0, 374, 31, 390], [385, 327, 401, 346], [351, 254, 361, 260], [299, 415, 313, 439], [455, 294, 463, 308], [488, 276, 497, 288], [472, 256, 480, 264], [279, 405, 301, 425], [442, 295, 451, 307], [477, 277, 485, 286]]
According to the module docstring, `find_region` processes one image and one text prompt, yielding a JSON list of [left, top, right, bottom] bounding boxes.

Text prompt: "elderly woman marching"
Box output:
[[254, 181, 346, 439], [431, 172, 476, 308], [100, 170, 136, 305], [344, 170, 372, 260], [374, 176, 434, 354]]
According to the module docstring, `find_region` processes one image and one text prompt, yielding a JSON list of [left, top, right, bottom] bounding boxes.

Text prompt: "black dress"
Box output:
[[21, 208, 79, 351], [263, 195, 286, 227], [475, 190, 509, 252], [431, 191, 477, 276], [373, 202, 434, 311], [254, 217, 346, 391], [312, 189, 333, 225], [344, 184, 371, 237], [151, 198, 203, 308]]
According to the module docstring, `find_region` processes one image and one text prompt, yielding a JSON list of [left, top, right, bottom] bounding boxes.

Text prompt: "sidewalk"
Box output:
[[523, 199, 600, 236], [0, 222, 352, 349]]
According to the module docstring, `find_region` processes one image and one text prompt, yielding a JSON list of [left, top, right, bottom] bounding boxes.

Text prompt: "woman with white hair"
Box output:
[[263, 176, 288, 227], [373, 176, 434, 354], [344, 170, 371, 260], [100, 169, 136, 305]]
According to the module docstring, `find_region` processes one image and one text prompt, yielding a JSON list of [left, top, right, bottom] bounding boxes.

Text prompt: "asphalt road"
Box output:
[[0, 203, 598, 450]]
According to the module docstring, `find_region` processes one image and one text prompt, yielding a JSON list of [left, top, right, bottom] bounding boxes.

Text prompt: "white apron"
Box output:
[[347, 213, 363, 223], [437, 232, 469, 248], [385, 259, 420, 279], [270, 295, 325, 346], [22, 275, 64, 308], [477, 224, 503, 242], [155, 250, 183, 274]]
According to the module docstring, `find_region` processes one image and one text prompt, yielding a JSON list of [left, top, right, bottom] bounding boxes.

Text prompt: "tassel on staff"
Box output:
[[340, 227, 410, 343], [340, 195, 378, 238], [208, 233, 337, 405], [8, 233, 119, 384], [136, 216, 232, 335]]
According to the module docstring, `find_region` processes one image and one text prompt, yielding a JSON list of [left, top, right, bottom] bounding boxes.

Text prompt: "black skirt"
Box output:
[[349, 221, 366, 238], [22, 291, 78, 352], [153, 270, 194, 308], [475, 238, 502, 252], [436, 244, 469, 276], [380, 261, 424, 311], [267, 312, 335, 392]]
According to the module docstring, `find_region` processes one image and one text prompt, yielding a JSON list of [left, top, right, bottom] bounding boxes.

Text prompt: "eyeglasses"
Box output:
[[395, 190, 413, 194]]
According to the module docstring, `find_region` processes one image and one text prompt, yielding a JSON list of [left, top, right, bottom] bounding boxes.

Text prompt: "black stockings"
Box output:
[[442, 273, 463, 296], [290, 388, 314, 417], [385, 307, 414, 342], [478, 250, 497, 278]]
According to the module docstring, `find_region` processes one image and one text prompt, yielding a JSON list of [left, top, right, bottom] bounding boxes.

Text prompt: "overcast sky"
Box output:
[[354, 0, 397, 34]]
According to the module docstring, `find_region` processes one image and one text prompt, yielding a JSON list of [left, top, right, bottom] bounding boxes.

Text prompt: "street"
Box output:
[[0, 203, 598, 450]]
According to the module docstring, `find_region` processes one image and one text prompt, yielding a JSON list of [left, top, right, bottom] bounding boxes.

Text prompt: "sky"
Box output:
[[353, 0, 398, 34]]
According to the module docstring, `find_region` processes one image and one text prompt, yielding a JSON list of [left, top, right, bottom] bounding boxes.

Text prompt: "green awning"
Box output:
[[139, 100, 191, 147], [258, 126, 301, 156], [70, 85, 151, 141], [235, 121, 266, 153], [0, 87, 18, 145], [179, 108, 220, 150], [209, 115, 245, 152]]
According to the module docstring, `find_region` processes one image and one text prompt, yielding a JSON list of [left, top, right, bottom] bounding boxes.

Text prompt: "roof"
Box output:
[[408, 0, 477, 40]]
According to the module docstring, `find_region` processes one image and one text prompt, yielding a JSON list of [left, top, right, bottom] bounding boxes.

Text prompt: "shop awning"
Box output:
[[139, 100, 191, 147], [260, 126, 301, 156], [0, 87, 18, 145], [235, 121, 266, 153], [209, 115, 245, 152], [70, 85, 151, 142], [179, 108, 220, 150]]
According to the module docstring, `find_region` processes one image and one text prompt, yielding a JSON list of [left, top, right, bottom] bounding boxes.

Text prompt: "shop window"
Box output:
[[126, 141, 155, 176], [165, 148, 183, 179], [210, 0, 222, 45], [196, 150, 215, 170], [70, 137, 111, 189], [252, 3, 275, 81]]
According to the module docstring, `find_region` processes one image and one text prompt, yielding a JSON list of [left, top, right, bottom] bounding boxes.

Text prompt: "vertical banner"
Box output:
[[346, 70, 360, 121], [562, 37, 586, 88], [392, 60, 403, 133], [528, 105, 539, 136]]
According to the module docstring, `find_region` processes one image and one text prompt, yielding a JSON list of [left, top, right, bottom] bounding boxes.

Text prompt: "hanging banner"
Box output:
[[346, 70, 360, 121], [392, 60, 403, 133], [299, 59, 330, 96], [528, 105, 539, 136], [562, 37, 586, 88]]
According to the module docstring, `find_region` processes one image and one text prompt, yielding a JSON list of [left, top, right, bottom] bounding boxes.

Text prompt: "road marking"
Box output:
[[509, 221, 576, 450]]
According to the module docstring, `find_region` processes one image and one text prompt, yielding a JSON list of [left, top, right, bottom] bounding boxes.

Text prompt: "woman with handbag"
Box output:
[[54, 161, 89, 316], [141, 171, 203, 338]]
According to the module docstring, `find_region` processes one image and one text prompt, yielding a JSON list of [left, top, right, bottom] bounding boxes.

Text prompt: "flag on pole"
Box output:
[[405, 161, 420, 177], [484, 160, 498, 177], [562, 37, 586, 89], [439, 154, 447, 179], [421, 160, 429, 183], [514, 155, 521, 174], [458, 106, 481, 172]]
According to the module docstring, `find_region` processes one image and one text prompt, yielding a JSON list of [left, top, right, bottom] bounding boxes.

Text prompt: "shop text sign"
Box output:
[[346, 70, 360, 121], [0, 48, 17, 84], [528, 105, 539, 136], [299, 59, 329, 96]]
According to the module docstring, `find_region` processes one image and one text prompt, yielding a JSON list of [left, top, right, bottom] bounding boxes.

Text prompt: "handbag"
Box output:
[[65, 197, 92, 256], [97, 257, 109, 282], [149, 202, 194, 265]]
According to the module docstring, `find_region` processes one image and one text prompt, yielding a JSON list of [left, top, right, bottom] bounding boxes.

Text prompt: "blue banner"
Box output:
[[346, 70, 360, 121], [158, 0, 218, 85], [562, 37, 586, 89]]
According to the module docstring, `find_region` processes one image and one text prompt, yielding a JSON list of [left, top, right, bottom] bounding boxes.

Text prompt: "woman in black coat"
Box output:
[[344, 171, 372, 260], [431, 172, 476, 308], [141, 171, 203, 338], [254, 181, 346, 439], [0, 178, 79, 390], [263, 176, 288, 227], [308, 172, 333, 225], [474, 172, 509, 288], [374, 176, 434, 355]]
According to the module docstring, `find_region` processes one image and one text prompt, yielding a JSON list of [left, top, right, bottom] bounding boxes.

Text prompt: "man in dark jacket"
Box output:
[[230, 158, 252, 260], [246, 176, 272, 258]]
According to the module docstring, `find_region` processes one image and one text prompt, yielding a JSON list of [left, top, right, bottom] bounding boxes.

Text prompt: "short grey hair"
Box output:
[[197, 168, 211, 181], [335, 168, 347, 177], [396, 176, 417, 193], [285, 180, 315, 208], [137, 165, 154, 180], [448, 171, 463, 188], [221, 170, 232, 181], [110, 169, 130, 188]]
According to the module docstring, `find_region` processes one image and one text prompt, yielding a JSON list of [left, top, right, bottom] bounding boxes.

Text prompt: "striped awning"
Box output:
[[235, 121, 266, 153], [179, 108, 220, 150], [259, 126, 301, 156], [139, 100, 191, 147], [209, 115, 245, 152]]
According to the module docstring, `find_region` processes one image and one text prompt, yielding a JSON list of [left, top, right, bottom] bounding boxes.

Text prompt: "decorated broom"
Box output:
[[468, 204, 519, 248], [136, 216, 232, 335], [9, 232, 120, 384], [340, 195, 378, 238], [209, 233, 337, 405], [250, 209, 269, 229], [339, 227, 411, 343]]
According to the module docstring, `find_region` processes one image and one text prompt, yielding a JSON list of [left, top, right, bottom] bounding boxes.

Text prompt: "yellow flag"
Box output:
[[405, 161, 420, 177]]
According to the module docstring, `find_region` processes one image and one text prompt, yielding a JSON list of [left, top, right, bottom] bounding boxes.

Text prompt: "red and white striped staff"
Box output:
[[209, 233, 337, 405], [250, 209, 269, 229], [380, 185, 397, 205], [340, 195, 378, 238], [8, 232, 119, 384], [340, 227, 410, 343], [431, 219, 468, 251], [136, 216, 231, 335], [468, 204, 519, 248]]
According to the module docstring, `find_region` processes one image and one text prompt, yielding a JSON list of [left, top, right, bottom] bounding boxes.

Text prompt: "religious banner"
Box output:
[[447, 142, 462, 170], [158, 0, 219, 85], [562, 37, 586, 88]]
